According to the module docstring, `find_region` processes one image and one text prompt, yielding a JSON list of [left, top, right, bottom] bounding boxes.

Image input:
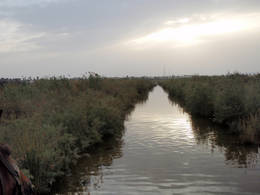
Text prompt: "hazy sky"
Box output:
[[1, 0, 260, 77]]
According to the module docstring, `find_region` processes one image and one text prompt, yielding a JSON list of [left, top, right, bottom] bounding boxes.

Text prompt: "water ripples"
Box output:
[[55, 86, 260, 195]]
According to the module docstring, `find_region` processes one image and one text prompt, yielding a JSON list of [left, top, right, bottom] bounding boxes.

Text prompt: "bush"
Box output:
[[160, 73, 260, 144], [0, 117, 78, 192], [185, 83, 214, 117], [238, 112, 260, 144], [214, 83, 245, 124], [0, 77, 154, 192]]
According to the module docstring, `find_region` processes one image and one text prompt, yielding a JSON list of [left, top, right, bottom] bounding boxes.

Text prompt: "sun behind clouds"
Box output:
[[128, 13, 260, 49]]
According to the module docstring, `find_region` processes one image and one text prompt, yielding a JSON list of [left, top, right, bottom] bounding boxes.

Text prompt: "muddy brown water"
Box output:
[[55, 86, 260, 195]]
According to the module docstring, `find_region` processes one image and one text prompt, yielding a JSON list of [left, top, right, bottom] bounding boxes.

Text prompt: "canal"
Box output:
[[56, 86, 260, 195]]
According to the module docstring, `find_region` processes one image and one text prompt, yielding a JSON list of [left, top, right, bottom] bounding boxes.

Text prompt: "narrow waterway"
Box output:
[[56, 86, 260, 195]]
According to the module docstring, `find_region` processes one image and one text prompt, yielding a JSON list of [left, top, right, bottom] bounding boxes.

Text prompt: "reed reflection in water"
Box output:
[[55, 86, 260, 195]]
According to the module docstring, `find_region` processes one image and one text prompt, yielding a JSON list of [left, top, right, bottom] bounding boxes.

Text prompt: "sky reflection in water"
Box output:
[[55, 86, 260, 195]]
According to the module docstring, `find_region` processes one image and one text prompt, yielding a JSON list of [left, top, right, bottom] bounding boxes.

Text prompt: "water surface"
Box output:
[[56, 86, 260, 195]]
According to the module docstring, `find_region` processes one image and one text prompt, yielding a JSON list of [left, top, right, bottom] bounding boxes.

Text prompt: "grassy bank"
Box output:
[[160, 73, 260, 145], [0, 76, 154, 193]]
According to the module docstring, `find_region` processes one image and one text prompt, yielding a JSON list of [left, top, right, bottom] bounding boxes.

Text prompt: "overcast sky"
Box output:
[[1, 0, 260, 78]]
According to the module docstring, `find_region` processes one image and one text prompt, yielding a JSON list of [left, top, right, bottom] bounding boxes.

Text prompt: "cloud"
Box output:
[[165, 18, 190, 25], [1, 0, 260, 77], [0, 0, 71, 7], [127, 12, 260, 49], [0, 18, 74, 53], [0, 19, 45, 53]]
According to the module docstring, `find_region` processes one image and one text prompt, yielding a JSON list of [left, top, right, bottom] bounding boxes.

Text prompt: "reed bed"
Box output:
[[0, 76, 154, 192], [160, 73, 260, 145]]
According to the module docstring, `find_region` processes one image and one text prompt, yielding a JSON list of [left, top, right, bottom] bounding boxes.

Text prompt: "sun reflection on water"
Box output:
[[55, 86, 260, 195]]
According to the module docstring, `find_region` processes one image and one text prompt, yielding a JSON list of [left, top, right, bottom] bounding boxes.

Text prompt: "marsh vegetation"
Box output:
[[160, 73, 260, 145], [0, 76, 154, 193], [54, 86, 260, 195]]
